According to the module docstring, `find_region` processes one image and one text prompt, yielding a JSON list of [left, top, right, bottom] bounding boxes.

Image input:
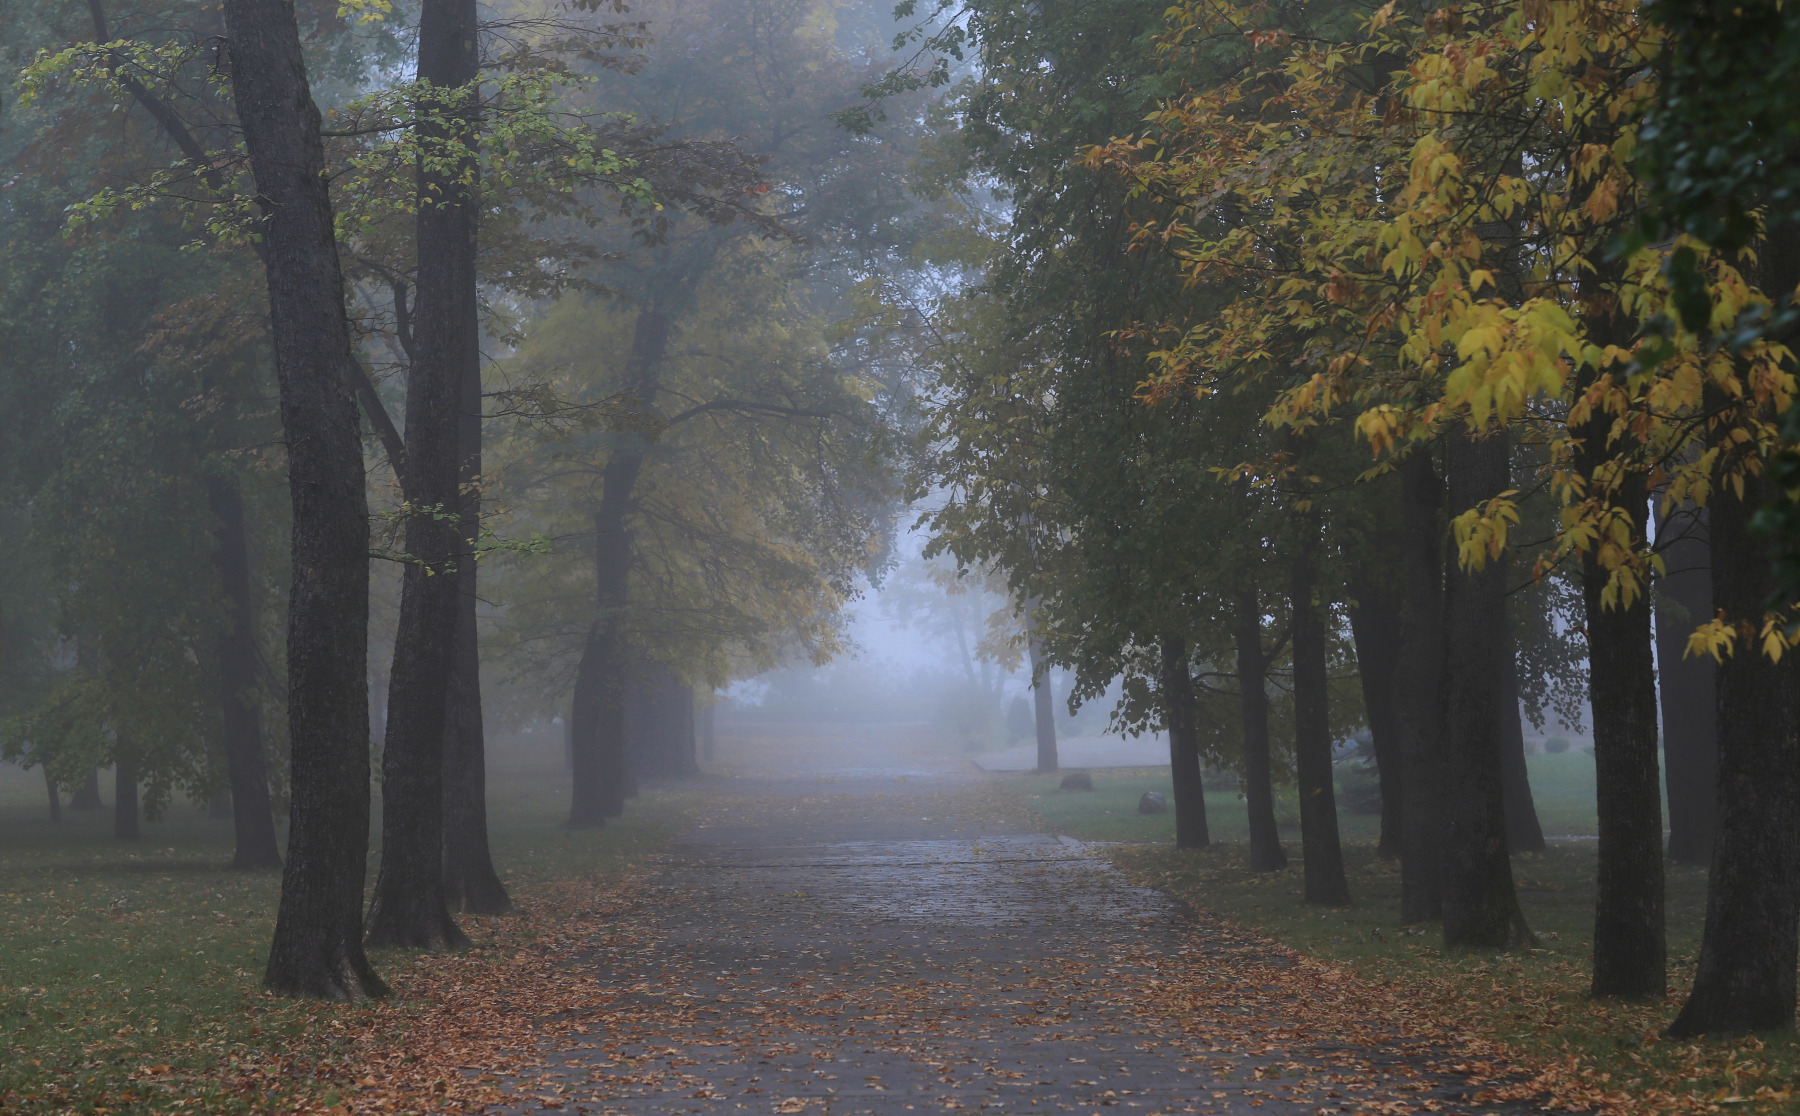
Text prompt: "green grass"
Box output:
[[0, 750, 687, 1115], [996, 757, 1800, 1113], [1009, 751, 1604, 844]]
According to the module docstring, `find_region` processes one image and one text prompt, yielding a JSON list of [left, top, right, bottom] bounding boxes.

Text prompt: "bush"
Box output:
[[1544, 736, 1571, 754], [1334, 759, 1383, 816]]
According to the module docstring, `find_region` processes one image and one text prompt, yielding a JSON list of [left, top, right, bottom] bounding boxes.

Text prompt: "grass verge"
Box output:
[[996, 766, 1799, 1115], [0, 760, 694, 1115]]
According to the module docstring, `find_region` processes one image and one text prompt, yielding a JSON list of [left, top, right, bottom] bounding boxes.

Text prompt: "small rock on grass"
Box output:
[[1059, 772, 1095, 792]]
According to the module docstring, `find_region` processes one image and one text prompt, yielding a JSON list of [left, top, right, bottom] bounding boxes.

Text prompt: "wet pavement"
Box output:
[[498, 769, 1530, 1115]]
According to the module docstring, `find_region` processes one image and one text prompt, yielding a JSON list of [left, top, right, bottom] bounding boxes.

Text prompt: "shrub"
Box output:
[[1334, 759, 1383, 816]]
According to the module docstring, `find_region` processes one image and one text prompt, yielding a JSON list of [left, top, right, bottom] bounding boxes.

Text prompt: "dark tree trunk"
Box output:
[[1656, 501, 1718, 866], [363, 0, 482, 952], [71, 768, 102, 810], [1027, 598, 1058, 774], [221, 0, 382, 1000], [1348, 576, 1404, 859], [442, 611, 510, 911], [44, 766, 61, 823], [114, 749, 140, 841], [1395, 452, 1446, 921], [1159, 634, 1209, 849], [439, 254, 510, 914], [596, 491, 637, 817], [678, 683, 698, 776], [1292, 538, 1351, 905], [700, 698, 716, 763], [567, 626, 607, 828], [567, 442, 641, 827], [1440, 429, 1534, 949], [581, 306, 666, 820], [206, 474, 283, 870], [1668, 405, 1800, 1035], [1498, 605, 1546, 853], [1575, 449, 1665, 998], [1233, 588, 1287, 871]]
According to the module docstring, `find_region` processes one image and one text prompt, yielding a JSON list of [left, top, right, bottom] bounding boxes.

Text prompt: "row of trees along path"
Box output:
[[12, 0, 918, 1004], [866, 0, 1800, 1042]]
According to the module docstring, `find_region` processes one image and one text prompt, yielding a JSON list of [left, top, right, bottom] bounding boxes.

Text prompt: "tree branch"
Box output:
[[664, 398, 837, 427]]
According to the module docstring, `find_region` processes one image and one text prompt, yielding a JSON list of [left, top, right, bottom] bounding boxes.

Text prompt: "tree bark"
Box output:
[[114, 748, 139, 841], [1159, 634, 1209, 849], [1292, 536, 1351, 904], [567, 625, 607, 828], [678, 682, 698, 776], [206, 474, 283, 870], [71, 768, 103, 810], [1025, 596, 1058, 774], [1348, 576, 1403, 859], [1498, 605, 1546, 853], [363, 0, 483, 952], [1395, 451, 1446, 921], [584, 306, 666, 819], [1656, 501, 1718, 865], [439, 246, 510, 913], [44, 766, 62, 823], [1440, 428, 1534, 949], [1576, 454, 1665, 998], [700, 698, 716, 762], [1668, 408, 1800, 1035], [222, 0, 382, 1000], [441, 607, 510, 910], [1233, 588, 1287, 871]]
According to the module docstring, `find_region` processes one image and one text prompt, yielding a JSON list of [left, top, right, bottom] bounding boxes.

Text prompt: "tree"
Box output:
[[220, 0, 384, 999], [362, 0, 481, 953]]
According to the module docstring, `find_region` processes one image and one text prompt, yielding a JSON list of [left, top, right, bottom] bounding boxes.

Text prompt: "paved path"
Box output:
[[501, 773, 1526, 1115]]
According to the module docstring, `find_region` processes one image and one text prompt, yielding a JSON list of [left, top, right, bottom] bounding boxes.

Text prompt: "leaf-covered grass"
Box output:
[[997, 762, 1800, 1113], [0, 755, 689, 1115]]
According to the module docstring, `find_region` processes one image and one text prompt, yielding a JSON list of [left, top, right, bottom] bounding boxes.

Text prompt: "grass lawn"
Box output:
[[0, 750, 690, 1115], [993, 759, 1800, 1114]]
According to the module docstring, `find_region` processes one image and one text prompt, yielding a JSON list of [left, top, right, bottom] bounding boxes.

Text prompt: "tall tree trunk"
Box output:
[[1027, 599, 1058, 774], [1657, 501, 1718, 865], [1440, 429, 1534, 949], [595, 484, 638, 817], [1498, 604, 1546, 853], [1159, 634, 1209, 849], [222, 0, 382, 1000], [442, 611, 510, 910], [678, 683, 698, 776], [1575, 442, 1665, 998], [1668, 405, 1800, 1034], [363, 0, 481, 952], [44, 766, 61, 823], [1348, 576, 1404, 859], [71, 768, 102, 810], [700, 698, 715, 762], [114, 748, 140, 841], [589, 307, 666, 818], [1234, 588, 1287, 871], [567, 625, 607, 828], [1292, 537, 1350, 904], [440, 262, 510, 914], [1396, 451, 1446, 921], [206, 474, 283, 870]]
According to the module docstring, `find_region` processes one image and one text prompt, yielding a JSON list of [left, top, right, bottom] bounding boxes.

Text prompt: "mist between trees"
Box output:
[[2, 0, 1800, 1064]]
